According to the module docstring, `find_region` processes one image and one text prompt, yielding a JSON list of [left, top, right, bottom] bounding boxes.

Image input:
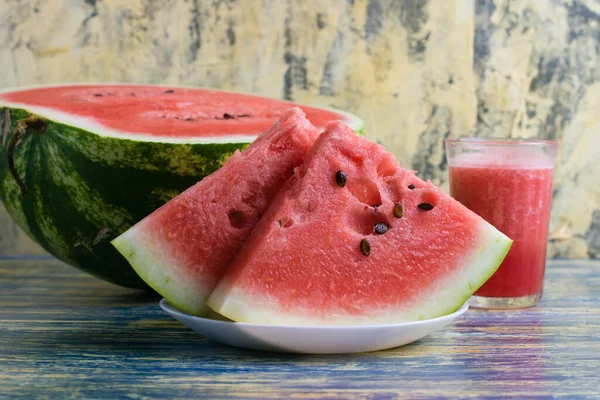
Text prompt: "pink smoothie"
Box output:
[[449, 153, 554, 298]]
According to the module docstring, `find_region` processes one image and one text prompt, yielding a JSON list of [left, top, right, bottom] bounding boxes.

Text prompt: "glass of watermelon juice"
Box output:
[[446, 138, 558, 309]]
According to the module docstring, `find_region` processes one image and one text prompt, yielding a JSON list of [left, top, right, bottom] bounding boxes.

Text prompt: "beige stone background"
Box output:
[[0, 0, 598, 259]]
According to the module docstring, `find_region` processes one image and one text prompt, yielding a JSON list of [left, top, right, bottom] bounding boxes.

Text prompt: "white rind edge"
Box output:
[[207, 221, 512, 326], [162, 298, 469, 329], [0, 84, 364, 143], [111, 225, 211, 316], [316, 105, 365, 133], [0, 99, 258, 144]]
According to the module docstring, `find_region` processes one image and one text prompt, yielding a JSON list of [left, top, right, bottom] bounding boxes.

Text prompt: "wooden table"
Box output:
[[1, 258, 598, 398]]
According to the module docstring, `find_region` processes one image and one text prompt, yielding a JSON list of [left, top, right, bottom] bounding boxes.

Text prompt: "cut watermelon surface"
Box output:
[[0, 84, 362, 288], [0, 84, 363, 142], [207, 121, 512, 326], [112, 108, 319, 315]]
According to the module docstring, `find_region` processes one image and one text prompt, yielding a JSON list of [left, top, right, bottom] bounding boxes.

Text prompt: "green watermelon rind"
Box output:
[[111, 227, 210, 315], [428, 222, 513, 320], [207, 221, 513, 326], [0, 107, 247, 288]]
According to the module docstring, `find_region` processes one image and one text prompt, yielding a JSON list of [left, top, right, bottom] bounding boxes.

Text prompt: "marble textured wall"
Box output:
[[0, 0, 598, 259]]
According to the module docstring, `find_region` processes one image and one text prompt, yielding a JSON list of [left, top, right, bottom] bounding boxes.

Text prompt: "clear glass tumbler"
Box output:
[[446, 138, 558, 309]]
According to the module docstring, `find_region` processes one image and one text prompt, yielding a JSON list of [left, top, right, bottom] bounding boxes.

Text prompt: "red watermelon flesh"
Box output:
[[207, 121, 512, 326], [0, 84, 362, 141], [112, 108, 319, 315]]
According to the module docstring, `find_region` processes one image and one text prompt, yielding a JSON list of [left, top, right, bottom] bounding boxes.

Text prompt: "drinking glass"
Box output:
[[446, 138, 558, 309]]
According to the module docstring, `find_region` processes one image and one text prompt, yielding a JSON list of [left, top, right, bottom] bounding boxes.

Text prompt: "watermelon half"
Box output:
[[112, 108, 319, 315], [0, 84, 363, 288], [207, 121, 512, 326]]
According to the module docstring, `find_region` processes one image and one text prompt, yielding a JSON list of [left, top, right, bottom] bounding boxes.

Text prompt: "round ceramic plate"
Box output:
[[160, 299, 469, 354]]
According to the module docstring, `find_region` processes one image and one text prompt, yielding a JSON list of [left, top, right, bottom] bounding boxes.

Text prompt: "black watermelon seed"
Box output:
[[393, 202, 404, 218], [278, 217, 292, 228], [418, 202, 434, 211], [93, 93, 103, 97], [223, 113, 234, 119], [360, 239, 371, 256], [408, 184, 416, 190], [290, 169, 295, 175], [374, 222, 390, 234], [335, 170, 347, 188], [164, 89, 175, 94]]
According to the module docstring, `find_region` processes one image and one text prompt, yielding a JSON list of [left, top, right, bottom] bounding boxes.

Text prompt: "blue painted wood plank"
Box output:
[[0, 259, 599, 398]]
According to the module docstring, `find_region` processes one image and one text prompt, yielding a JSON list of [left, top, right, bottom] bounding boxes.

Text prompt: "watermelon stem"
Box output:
[[1, 108, 10, 147], [6, 115, 46, 198]]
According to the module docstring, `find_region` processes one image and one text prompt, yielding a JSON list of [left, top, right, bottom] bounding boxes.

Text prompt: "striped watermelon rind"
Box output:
[[0, 86, 364, 288], [0, 107, 245, 288]]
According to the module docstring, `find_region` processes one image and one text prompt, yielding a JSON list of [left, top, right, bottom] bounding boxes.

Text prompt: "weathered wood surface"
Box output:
[[0, 0, 598, 259], [1, 258, 598, 398]]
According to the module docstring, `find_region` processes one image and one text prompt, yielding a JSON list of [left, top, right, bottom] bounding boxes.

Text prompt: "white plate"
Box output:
[[160, 299, 469, 354]]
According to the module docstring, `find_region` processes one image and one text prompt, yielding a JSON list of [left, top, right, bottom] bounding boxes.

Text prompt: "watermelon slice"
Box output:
[[112, 108, 319, 315], [207, 121, 512, 326], [0, 84, 362, 288]]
